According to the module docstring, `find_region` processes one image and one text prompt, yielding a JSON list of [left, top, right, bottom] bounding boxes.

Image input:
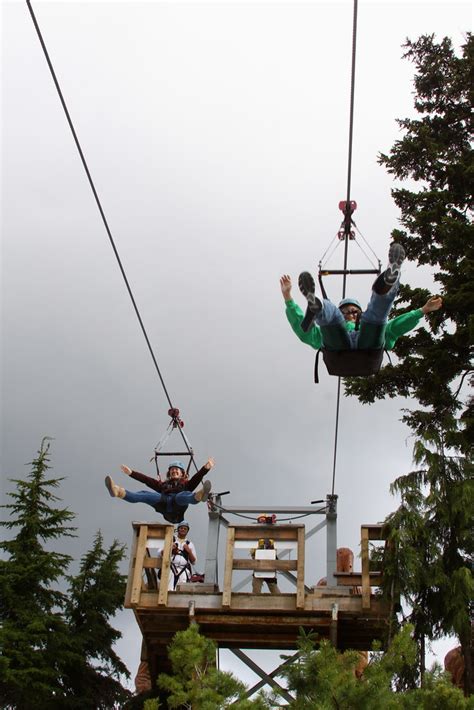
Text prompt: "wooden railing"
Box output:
[[332, 524, 387, 609], [222, 523, 306, 609], [124, 523, 174, 608], [124, 522, 388, 611]]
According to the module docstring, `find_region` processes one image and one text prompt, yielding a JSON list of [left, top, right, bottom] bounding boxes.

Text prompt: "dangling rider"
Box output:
[[281, 242, 442, 354], [105, 458, 215, 524]]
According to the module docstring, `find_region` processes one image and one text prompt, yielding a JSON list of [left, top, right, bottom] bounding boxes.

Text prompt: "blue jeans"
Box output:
[[314, 284, 399, 350], [124, 490, 198, 510]]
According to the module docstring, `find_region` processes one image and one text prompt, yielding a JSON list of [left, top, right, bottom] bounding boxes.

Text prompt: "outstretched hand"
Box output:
[[422, 296, 443, 314], [120, 465, 132, 476], [280, 274, 292, 302], [205, 457, 215, 471]]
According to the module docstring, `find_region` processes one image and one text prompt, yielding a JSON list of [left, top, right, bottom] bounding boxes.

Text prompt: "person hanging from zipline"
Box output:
[[105, 457, 215, 524], [280, 243, 442, 370]]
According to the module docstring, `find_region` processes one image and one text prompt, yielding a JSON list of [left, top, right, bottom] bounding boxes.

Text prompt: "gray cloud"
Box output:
[[2, 0, 470, 686]]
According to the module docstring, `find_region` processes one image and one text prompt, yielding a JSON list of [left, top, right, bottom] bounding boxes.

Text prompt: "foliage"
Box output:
[[346, 32, 473, 418], [0, 440, 130, 709], [0, 439, 76, 708], [276, 626, 473, 709], [156, 623, 270, 709], [60, 532, 130, 708], [344, 33, 473, 690]]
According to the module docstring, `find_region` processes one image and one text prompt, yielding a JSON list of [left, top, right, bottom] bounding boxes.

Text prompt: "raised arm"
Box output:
[[281, 275, 323, 350], [186, 458, 215, 491], [121, 464, 163, 492]]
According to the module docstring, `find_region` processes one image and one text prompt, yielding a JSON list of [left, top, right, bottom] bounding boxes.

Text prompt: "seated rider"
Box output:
[[105, 458, 215, 524], [281, 243, 442, 352]]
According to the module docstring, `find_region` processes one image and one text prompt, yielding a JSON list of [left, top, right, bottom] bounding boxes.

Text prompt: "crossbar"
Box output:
[[229, 648, 295, 703]]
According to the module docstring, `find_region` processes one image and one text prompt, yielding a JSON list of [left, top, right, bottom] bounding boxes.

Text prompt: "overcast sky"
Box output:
[[2, 0, 471, 692]]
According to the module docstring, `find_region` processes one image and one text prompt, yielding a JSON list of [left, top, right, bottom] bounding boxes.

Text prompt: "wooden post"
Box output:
[[130, 525, 148, 606], [158, 525, 174, 606], [222, 526, 235, 608], [296, 526, 305, 609], [361, 526, 370, 610], [125, 525, 139, 607]]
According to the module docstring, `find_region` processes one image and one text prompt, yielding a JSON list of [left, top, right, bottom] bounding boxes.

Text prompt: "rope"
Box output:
[[25, 0, 196, 467], [331, 0, 359, 495], [319, 234, 344, 271], [352, 235, 380, 271], [353, 222, 381, 267]]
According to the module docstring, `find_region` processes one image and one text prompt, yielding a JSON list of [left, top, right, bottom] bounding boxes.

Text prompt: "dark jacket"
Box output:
[[130, 465, 208, 494]]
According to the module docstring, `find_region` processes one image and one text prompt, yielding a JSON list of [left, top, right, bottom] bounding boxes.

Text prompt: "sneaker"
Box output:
[[384, 243, 405, 286], [298, 272, 322, 332], [373, 243, 406, 295], [195, 479, 212, 503], [105, 475, 123, 498]]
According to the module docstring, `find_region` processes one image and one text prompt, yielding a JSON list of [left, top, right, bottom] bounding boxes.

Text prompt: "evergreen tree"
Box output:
[[277, 626, 472, 709], [145, 624, 472, 709], [0, 440, 130, 708], [345, 34, 473, 691], [61, 531, 131, 708], [0, 438, 77, 708], [157, 623, 270, 709]]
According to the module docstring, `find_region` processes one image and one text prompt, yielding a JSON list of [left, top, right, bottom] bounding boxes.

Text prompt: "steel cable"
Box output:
[[26, 0, 196, 466]]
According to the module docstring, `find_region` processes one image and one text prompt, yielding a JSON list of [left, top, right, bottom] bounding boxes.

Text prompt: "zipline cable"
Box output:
[[25, 0, 196, 467], [331, 0, 358, 496]]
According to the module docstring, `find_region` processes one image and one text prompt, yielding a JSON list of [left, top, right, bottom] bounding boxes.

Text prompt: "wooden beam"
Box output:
[[222, 527, 235, 608], [143, 557, 163, 569], [133, 590, 390, 614], [196, 613, 331, 626], [124, 525, 139, 607], [296, 526, 305, 609], [158, 525, 174, 607], [232, 559, 297, 571], [334, 571, 382, 586], [130, 525, 148, 606], [360, 524, 385, 540], [361, 526, 371, 609], [233, 526, 302, 541]]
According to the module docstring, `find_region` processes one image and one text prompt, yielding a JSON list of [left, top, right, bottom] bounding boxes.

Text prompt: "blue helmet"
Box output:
[[168, 460, 186, 472], [338, 298, 362, 310]]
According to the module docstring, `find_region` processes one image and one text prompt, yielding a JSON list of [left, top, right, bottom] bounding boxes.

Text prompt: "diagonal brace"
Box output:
[[229, 648, 296, 703]]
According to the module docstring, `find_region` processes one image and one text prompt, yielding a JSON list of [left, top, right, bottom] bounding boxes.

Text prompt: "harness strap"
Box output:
[[170, 560, 192, 589], [314, 349, 322, 384]]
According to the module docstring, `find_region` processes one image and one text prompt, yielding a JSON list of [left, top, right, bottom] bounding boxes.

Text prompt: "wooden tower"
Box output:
[[124, 494, 393, 700]]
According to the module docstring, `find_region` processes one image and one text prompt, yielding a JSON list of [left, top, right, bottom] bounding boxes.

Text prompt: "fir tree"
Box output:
[[277, 625, 472, 709], [345, 34, 473, 691], [61, 531, 131, 708], [157, 623, 270, 709], [0, 440, 131, 708], [0, 438, 77, 708]]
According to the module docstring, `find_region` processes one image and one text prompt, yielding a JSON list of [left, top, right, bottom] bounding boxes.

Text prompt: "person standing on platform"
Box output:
[[251, 514, 281, 595]]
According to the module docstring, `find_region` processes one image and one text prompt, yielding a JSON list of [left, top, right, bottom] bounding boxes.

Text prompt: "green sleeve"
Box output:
[[285, 300, 322, 350], [384, 309, 423, 349]]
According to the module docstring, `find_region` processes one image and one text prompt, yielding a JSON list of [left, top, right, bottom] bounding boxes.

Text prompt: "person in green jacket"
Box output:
[[281, 243, 442, 352]]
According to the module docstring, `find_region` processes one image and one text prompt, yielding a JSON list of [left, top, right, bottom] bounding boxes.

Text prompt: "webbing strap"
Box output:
[[314, 349, 322, 384]]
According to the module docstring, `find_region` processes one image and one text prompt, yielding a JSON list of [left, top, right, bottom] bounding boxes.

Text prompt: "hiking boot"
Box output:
[[105, 476, 125, 498], [195, 480, 212, 503], [298, 271, 322, 332], [372, 243, 406, 295]]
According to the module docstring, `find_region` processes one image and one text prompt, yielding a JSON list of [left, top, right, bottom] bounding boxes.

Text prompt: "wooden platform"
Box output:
[[131, 588, 391, 652], [124, 521, 393, 666]]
